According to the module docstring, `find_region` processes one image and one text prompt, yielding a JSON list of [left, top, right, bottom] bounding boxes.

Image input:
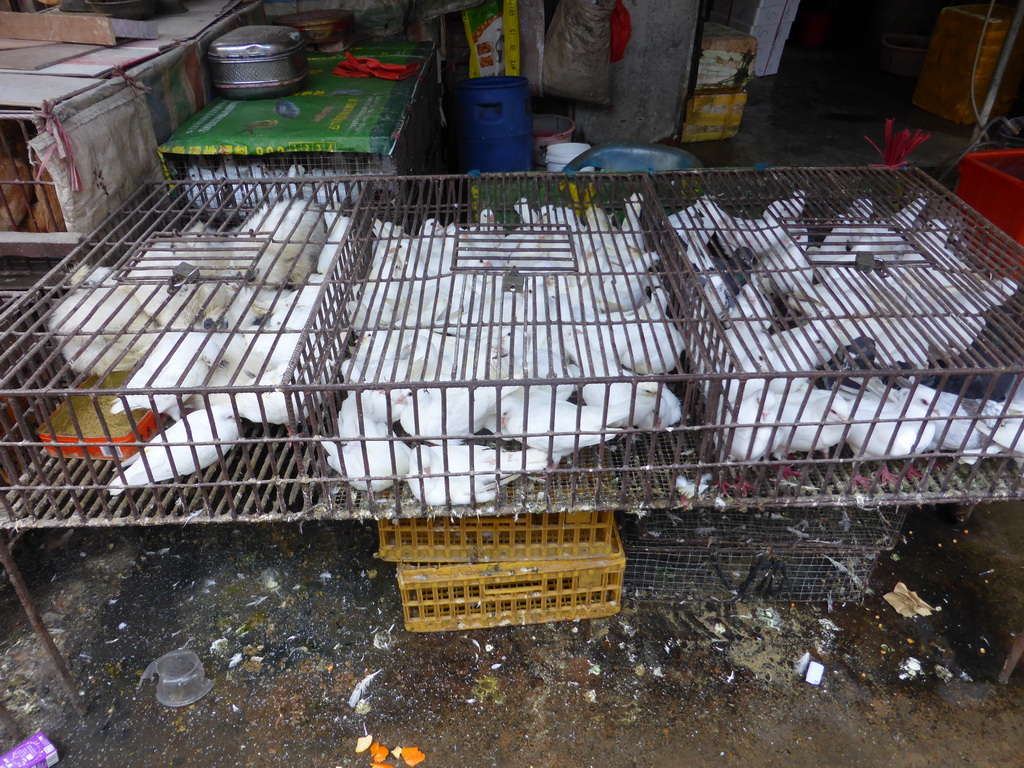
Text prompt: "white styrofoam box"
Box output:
[[720, 20, 793, 76], [710, 0, 801, 28]]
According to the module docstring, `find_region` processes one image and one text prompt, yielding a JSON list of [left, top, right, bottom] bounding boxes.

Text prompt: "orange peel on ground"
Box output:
[[356, 735, 374, 753], [401, 746, 426, 766], [370, 742, 390, 763]]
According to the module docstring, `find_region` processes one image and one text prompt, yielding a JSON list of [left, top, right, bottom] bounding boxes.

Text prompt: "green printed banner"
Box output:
[[159, 42, 433, 158]]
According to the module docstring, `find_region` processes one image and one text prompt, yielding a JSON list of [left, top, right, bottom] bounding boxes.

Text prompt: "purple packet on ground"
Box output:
[[0, 732, 58, 768]]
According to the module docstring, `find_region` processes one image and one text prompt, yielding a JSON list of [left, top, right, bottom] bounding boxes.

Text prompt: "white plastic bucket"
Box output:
[[545, 142, 592, 172], [532, 114, 575, 168]]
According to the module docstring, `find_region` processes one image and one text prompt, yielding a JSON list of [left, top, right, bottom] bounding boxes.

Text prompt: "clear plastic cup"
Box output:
[[139, 649, 213, 707]]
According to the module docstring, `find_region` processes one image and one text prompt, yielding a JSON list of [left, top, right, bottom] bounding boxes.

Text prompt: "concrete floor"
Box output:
[[2, 42, 1024, 768], [683, 45, 977, 184]]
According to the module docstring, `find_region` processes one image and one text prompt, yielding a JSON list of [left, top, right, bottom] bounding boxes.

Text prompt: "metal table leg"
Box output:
[[0, 537, 85, 715]]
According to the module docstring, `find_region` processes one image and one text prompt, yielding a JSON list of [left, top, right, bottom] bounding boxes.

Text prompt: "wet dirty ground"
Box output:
[[1, 503, 1023, 768]]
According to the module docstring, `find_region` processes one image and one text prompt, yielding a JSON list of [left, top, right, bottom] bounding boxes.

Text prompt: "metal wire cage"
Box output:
[[622, 517, 885, 603], [644, 168, 1024, 509], [2, 168, 1024, 530], [0, 176, 358, 527]]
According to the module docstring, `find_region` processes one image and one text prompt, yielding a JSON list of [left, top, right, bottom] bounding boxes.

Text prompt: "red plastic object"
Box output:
[[332, 52, 420, 80], [610, 0, 632, 63], [957, 149, 1024, 246]]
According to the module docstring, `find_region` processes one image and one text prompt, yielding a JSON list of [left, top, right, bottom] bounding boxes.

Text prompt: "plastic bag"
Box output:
[[463, 0, 521, 77], [610, 0, 631, 63], [542, 0, 615, 104]]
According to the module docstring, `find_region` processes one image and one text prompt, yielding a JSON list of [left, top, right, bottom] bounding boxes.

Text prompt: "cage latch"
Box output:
[[854, 252, 887, 275], [502, 266, 526, 293], [169, 262, 200, 293]]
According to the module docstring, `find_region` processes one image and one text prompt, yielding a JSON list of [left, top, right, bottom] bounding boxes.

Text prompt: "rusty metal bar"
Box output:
[[0, 536, 85, 715]]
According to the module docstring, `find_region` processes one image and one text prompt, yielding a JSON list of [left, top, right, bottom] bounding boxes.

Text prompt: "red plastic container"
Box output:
[[957, 149, 1024, 246]]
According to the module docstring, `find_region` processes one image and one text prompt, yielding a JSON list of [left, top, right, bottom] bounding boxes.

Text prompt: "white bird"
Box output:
[[499, 393, 621, 466], [314, 211, 352, 274], [111, 331, 223, 421], [324, 395, 411, 492], [398, 386, 498, 442], [49, 281, 153, 376], [580, 380, 661, 428], [108, 403, 240, 494], [635, 384, 684, 430], [722, 386, 781, 462], [910, 383, 986, 458], [405, 442, 547, 506], [767, 381, 851, 457], [837, 383, 935, 460], [208, 362, 297, 425], [242, 194, 326, 286]]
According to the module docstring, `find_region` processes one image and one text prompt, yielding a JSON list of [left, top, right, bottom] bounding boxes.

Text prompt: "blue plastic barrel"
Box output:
[[456, 76, 532, 173]]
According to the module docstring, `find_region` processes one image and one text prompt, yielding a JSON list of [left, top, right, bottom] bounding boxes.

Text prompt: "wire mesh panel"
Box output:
[[622, 511, 887, 602], [3, 168, 1024, 530]]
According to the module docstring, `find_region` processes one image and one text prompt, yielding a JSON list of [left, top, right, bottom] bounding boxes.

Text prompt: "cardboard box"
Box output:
[[914, 4, 1024, 124], [680, 90, 747, 142], [696, 23, 757, 91], [710, 0, 801, 28], [719, 19, 793, 76]]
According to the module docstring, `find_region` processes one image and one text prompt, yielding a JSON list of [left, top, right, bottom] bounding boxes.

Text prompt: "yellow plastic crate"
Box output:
[[679, 89, 747, 143], [396, 526, 625, 632], [377, 511, 618, 563]]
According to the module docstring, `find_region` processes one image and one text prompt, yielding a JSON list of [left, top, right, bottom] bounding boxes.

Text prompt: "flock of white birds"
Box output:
[[42, 177, 1024, 505], [672, 190, 1024, 476]]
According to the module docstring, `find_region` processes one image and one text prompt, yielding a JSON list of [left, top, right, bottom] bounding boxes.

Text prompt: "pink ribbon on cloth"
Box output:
[[32, 100, 82, 193]]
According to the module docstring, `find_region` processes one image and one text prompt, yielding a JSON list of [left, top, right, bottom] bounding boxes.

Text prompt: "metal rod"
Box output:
[[973, 0, 1024, 139], [0, 537, 85, 715]]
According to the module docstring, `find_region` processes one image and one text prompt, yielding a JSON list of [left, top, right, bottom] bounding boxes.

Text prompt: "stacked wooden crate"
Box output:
[[377, 512, 625, 632], [680, 22, 757, 142]]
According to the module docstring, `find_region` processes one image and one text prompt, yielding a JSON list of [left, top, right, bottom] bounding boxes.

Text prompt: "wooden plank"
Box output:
[[0, 39, 52, 51], [0, 12, 157, 45], [0, 232, 81, 258], [0, 43, 98, 70], [0, 72, 104, 107]]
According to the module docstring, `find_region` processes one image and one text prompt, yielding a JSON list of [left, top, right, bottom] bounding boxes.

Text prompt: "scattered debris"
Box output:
[[899, 657, 923, 680], [884, 582, 934, 617], [348, 670, 381, 709], [352, 737, 424, 767], [795, 652, 811, 677], [805, 661, 825, 685]]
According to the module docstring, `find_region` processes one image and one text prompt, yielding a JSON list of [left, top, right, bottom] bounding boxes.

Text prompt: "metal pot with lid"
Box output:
[[207, 25, 308, 100]]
